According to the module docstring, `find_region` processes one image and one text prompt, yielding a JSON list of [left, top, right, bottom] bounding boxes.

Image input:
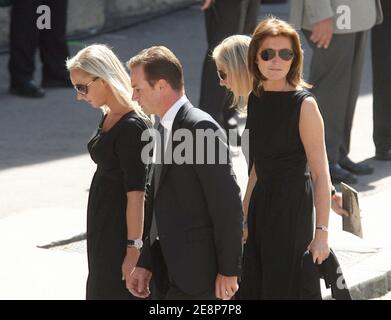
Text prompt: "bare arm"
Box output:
[[242, 165, 257, 242], [126, 191, 145, 240], [122, 191, 145, 284], [299, 97, 330, 264]]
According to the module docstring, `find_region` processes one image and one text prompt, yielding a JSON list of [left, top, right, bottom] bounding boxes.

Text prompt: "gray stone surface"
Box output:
[[0, 0, 196, 50], [67, 0, 105, 35]]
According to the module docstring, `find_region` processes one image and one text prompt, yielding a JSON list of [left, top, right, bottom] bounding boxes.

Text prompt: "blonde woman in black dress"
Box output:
[[67, 44, 150, 300]]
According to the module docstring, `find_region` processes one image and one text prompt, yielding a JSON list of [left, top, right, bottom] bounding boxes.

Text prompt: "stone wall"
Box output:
[[0, 0, 195, 51]]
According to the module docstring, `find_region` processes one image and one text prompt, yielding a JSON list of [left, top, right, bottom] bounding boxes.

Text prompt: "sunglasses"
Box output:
[[217, 69, 227, 81], [260, 48, 294, 61], [74, 77, 99, 95]]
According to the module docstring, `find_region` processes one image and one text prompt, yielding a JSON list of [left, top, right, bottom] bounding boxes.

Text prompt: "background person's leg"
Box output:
[[8, 0, 44, 97], [40, 0, 71, 87]]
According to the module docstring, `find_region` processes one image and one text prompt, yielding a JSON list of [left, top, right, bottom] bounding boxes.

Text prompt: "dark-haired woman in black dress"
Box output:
[[240, 18, 332, 299]]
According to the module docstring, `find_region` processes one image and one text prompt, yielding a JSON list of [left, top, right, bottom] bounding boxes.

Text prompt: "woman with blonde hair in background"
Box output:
[[67, 44, 150, 300], [212, 34, 252, 113]]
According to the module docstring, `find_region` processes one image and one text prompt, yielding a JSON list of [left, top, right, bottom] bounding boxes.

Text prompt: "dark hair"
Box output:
[[127, 46, 184, 91], [248, 17, 311, 96]]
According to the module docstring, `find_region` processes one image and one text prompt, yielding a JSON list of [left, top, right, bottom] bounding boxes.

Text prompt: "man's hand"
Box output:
[[127, 267, 152, 298], [200, 0, 215, 11], [310, 18, 333, 49], [215, 274, 238, 300]]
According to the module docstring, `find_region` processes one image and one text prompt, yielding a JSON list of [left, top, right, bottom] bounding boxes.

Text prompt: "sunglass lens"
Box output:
[[75, 85, 87, 95], [261, 49, 275, 61], [279, 49, 294, 61]]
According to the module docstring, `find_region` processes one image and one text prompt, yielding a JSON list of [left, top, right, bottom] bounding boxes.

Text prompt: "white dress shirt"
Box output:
[[160, 95, 189, 152]]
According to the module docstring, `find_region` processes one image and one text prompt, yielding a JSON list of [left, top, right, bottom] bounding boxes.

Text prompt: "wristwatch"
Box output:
[[127, 239, 143, 250], [316, 225, 329, 232]]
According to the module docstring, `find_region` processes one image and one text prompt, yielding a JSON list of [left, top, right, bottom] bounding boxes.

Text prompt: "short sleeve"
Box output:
[[115, 118, 149, 192]]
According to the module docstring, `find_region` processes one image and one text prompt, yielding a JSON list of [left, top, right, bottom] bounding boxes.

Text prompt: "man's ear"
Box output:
[[157, 79, 168, 91]]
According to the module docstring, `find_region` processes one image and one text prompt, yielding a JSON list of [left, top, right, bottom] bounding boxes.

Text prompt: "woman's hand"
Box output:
[[122, 246, 140, 284], [331, 192, 349, 216], [307, 231, 330, 264]]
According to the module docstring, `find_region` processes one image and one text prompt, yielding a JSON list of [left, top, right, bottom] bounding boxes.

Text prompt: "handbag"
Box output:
[[0, 0, 13, 7]]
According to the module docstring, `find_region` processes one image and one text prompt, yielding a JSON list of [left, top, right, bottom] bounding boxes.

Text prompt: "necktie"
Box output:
[[150, 123, 165, 244]]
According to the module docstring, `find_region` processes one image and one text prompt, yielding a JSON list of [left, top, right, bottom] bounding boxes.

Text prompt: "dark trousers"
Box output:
[[372, 0, 391, 152], [165, 282, 217, 300], [304, 30, 368, 163], [9, 0, 69, 85], [199, 0, 259, 126], [149, 241, 216, 300]]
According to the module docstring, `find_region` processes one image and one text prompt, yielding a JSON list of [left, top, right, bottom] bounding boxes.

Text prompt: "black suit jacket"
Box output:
[[138, 102, 243, 296]]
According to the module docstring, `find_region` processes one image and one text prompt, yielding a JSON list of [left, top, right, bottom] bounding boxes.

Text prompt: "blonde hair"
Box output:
[[248, 17, 311, 96], [66, 44, 148, 120], [213, 35, 252, 112]]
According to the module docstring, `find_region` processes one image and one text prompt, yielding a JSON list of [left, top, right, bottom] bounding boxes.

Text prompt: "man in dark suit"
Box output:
[[126, 46, 243, 300]]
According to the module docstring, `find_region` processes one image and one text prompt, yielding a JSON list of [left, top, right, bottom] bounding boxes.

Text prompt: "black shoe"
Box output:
[[10, 81, 45, 98], [339, 157, 374, 175], [42, 77, 73, 88], [375, 149, 391, 161], [329, 163, 358, 184]]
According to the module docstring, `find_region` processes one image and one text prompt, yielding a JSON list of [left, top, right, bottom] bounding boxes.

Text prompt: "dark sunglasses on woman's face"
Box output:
[[74, 77, 99, 95], [217, 69, 227, 81], [260, 48, 294, 61]]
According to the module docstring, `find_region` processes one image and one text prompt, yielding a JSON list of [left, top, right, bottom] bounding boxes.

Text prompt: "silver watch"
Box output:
[[127, 239, 143, 250]]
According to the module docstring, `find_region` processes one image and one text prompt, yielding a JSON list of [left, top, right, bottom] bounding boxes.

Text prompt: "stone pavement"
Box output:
[[0, 3, 390, 300]]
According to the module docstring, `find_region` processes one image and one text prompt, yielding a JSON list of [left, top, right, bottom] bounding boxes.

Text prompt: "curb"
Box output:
[[349, 271, 391, 300]]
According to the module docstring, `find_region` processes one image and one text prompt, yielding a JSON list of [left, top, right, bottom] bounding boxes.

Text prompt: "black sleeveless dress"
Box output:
[[86, 111, 149, 300], [239, 90, 317, 299]]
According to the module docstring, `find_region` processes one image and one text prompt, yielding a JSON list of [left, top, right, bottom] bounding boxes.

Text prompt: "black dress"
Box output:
[[86, 111, 149, 300], [239, 90, 318, 300]]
